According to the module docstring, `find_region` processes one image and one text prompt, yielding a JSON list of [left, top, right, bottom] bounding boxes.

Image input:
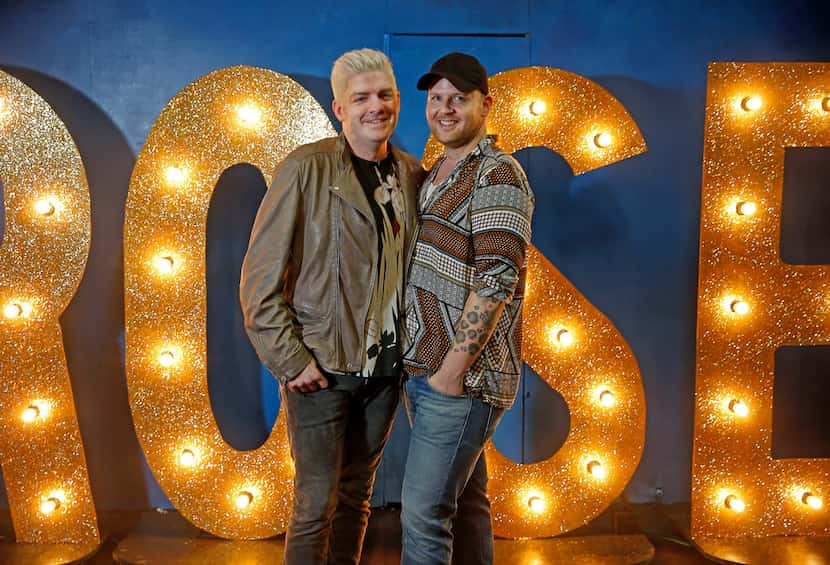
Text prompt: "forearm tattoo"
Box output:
[[452, 297, 502, 355]]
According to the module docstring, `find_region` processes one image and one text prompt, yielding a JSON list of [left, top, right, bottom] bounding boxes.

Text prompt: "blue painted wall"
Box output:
[[1, 0, 829, 512]]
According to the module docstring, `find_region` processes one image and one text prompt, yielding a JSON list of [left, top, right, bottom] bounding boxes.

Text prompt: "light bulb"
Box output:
[[155, 255, 175, 275], [527, 495, 545, 513], [4, 302, 24, 319], [724, 494, 745, 513], [598, 389, 615, 407], [729, 300, 749, 315], [587, 460, 607, 479], [741, 96, 762, 112], [593, 132, 613, 148], [735, 201, 757, 216], [728, 398, 749, 417], [159, 350, 177, 367], [529, 100, 547, 116], [236, 103, 263, 128], [33, 198, 57, 216], [179, 449, 197, 467], [21, 405, 40, 423], [164, 166, 188, 188], [40, 497, 61, 515], [235, 490, 254, 509], [803, 492, 823, 510], [556, 329, 573, 346]]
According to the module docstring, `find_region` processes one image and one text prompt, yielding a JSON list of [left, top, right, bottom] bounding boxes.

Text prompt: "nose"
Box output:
[[437, 98, 454, 114], [368, 95, 388, 114]]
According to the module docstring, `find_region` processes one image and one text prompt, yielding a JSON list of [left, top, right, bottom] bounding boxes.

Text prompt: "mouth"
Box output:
[[363, 115, 391, 127], [435, 119, 459, 128]]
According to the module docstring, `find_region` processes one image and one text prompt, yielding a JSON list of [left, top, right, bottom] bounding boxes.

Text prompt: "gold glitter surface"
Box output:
[[424, 67, 646, 538], [124, 66, 335, 539], [692, 63, 830, 539], [423, 67, 648, 538], [696, 535, 830, 564], [494, 535, 654, 565], [0, 72, 99, 545], [423, 66, 647, 172], [487, 249, 647, 538]]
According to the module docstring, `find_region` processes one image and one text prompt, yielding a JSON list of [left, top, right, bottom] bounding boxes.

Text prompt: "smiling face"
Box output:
[[332, 70, 400, 156], [426, 78, 492, 152]]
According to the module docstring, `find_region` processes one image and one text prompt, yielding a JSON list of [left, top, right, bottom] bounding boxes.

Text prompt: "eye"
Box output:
[[453, 95, 465, 103]]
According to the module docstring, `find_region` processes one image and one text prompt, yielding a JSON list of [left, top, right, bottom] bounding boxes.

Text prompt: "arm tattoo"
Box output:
[[451, 296, 503, 357]]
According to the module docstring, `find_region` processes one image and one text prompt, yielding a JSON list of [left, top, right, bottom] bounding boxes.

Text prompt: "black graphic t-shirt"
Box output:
[[351, 151, 405, 378]]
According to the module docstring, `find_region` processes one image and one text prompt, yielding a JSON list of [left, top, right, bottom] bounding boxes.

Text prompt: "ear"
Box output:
[[481, 94, 493, 118], [332, 98, 345, 123]]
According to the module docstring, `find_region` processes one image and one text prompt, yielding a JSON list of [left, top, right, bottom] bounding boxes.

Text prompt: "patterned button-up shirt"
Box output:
[[402, 136, 534, 408]]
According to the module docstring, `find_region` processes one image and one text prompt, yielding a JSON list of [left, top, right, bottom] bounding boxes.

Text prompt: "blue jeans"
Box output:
[[281, 372, 400, 565], [401, 375, 504, 565]]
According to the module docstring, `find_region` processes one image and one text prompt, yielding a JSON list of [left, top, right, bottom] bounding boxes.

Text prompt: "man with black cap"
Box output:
[[400, 53, 535, 564]]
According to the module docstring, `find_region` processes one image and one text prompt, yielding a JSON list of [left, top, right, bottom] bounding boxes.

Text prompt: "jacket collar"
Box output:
[[332, 133, 417, 226]]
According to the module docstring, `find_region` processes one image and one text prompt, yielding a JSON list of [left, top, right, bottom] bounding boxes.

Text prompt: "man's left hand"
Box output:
[[428, 370, 465, 397]]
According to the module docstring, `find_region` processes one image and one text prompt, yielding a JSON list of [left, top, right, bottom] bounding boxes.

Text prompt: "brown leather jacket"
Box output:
[[240, 135, 423, 382]]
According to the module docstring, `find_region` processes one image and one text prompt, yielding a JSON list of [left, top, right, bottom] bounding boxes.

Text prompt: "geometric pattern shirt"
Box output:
[[402, 136, 534, 408]]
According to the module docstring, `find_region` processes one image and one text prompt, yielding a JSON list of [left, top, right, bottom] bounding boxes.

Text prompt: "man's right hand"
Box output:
[[286, 360, 329, 393]]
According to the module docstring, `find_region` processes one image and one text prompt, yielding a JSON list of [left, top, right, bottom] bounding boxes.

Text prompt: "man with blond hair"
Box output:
[[241, 48, 422, 564]]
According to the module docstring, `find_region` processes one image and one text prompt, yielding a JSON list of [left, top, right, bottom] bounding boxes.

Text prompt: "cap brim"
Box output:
[[416, 72, 479, 93]]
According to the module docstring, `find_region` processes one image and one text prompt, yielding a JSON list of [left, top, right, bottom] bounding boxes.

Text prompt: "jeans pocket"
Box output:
[[425, 375, 467, 400]]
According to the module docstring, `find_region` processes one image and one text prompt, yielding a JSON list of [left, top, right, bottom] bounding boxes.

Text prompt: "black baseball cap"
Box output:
[[416, 52, 489, 94]]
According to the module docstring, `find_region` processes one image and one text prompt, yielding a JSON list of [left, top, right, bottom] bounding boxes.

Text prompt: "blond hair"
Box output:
[[331, 48, 397, 101]]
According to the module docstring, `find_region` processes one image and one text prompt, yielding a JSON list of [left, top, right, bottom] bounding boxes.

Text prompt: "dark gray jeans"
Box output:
[[281, 372, 400, 565]]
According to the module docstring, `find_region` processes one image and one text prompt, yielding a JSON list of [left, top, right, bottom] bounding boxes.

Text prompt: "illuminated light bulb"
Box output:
[[158, 350, 177, 368], [164, 166, 188, 188], [729, 299, 750, 316], [741, 96, 762, 112], [593, 132, 613, 148], [556, 329, 573, 346], [236, 103, 263, 128], [598, 389, 615, 407], [803, 492, 823, 510], [724, 494, 746, 513], [179, 449, 197, 467], [4, 302, 24, 319], [586, 460, 607, 480], [527, 495, 546, 513], [823, 97, 830, 112], [154, 255, 175, 275], [728, 398, 749, 418], [528, 100, 547, 116], [735, 201, 757, 216], [40, 497, 61, 515], [235, 490, 254, 509], [21, 405, 40, 423], [33, 198, 57, 216]]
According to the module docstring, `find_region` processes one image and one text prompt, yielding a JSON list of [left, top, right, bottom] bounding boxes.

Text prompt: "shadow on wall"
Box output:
[[0, 66, 148, 510], [590, 75, 702, 503], [289, 73, 339, 133], [206, 164, 274, 450], [489, 76, 704, 502]]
